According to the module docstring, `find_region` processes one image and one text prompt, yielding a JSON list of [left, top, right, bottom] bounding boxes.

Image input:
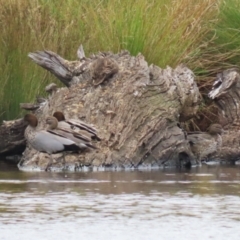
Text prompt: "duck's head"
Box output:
[[24, 114, 38, 127], [53, 111, 65, 122], [208, 124, 223, 135], [46, 116, 58, 130]]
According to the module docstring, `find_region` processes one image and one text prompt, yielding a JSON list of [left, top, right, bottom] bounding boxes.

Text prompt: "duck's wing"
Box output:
[[187, 133, 213, 146], [47, 127, 96, 149], [187, 132, 213, 143], [49, 127, 91, 142], [57, 121, 93, 140], [66, 119, 101, 141], [66, 119, 97, 133], [57, 121, 72, 129], [34, 130, 80, 153]]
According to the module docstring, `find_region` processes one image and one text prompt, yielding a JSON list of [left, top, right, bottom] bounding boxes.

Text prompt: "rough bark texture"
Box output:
[[16, 49, 201, 171], [208, 68, 240, 162], [0, 118, 27, 155]]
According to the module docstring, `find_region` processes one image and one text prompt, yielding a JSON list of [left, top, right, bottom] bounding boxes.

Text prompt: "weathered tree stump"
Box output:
[[16, 48, 201, 171], [209, 68, 240, 162]]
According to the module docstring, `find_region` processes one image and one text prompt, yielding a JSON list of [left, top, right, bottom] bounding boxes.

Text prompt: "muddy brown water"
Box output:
[[0, 159, 240, 240]]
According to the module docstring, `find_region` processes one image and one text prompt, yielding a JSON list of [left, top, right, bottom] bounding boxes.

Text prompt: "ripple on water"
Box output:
[[1, 165, 240, 240], [0, 190, 240, 240]]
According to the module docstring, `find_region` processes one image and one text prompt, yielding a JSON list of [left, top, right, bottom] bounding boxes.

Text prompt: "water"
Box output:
[[0, 160, 240, 240]]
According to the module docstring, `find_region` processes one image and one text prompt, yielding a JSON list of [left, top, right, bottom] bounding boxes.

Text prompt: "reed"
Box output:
[[0, 0, 230, 123], [184, 0, 240, 129], [189, 0, 240, 85]]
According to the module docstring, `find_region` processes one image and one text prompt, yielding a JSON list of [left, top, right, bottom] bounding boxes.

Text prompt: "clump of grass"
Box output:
[[0, 0, 61, 121], [189, 0, 240, 82], [184, 0, 240, 129], [0, 0, 220, 122], [79, 0, 219, 67]]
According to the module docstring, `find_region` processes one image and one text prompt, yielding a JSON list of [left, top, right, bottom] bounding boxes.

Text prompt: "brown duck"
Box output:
[[53, 111, 101, 141], [187, 124, 223, 165], [24, 114, 82, 170], [46, 116, 96, 150]]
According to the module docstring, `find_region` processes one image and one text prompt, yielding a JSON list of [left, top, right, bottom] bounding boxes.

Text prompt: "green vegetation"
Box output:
[[0, 0, 240, 123], [190, 0, 240, 82]]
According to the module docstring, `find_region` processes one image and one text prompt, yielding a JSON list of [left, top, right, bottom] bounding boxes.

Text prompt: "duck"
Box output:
[[53, 111, 101, 141], [187, 123, 223, 165], [24, 113, 82, 170], [89, 57, 119, 86], [45, 116, 96, 150]]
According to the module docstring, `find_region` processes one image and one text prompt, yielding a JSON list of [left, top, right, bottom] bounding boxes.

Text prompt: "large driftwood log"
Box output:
[[19, 49, 201, 171], [208, 68, 240, 162]]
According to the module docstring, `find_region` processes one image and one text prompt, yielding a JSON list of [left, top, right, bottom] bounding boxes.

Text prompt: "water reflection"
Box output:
[[0, 160, 240, 240]]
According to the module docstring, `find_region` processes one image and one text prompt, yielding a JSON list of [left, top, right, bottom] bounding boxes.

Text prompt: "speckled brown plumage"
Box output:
[[90, 57, 119, 86], [188, 124, 223, 164]]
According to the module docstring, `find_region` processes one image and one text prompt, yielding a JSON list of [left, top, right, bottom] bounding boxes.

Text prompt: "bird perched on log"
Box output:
[[187, 123, 223, 165], [53, 111, 101, 141], [45, 116, 96, 150], [24, 113, 82, 171], [90, 57, 119, 86]]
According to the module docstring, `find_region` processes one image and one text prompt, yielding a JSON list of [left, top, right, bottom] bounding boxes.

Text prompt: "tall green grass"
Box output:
[[183, 0, 240, 129], [189, 0, 240, 85], [0, 0, 237, 123]]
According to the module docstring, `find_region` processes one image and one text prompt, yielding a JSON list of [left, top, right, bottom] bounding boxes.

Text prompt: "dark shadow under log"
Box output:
[[15, 49, 201, 171]]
